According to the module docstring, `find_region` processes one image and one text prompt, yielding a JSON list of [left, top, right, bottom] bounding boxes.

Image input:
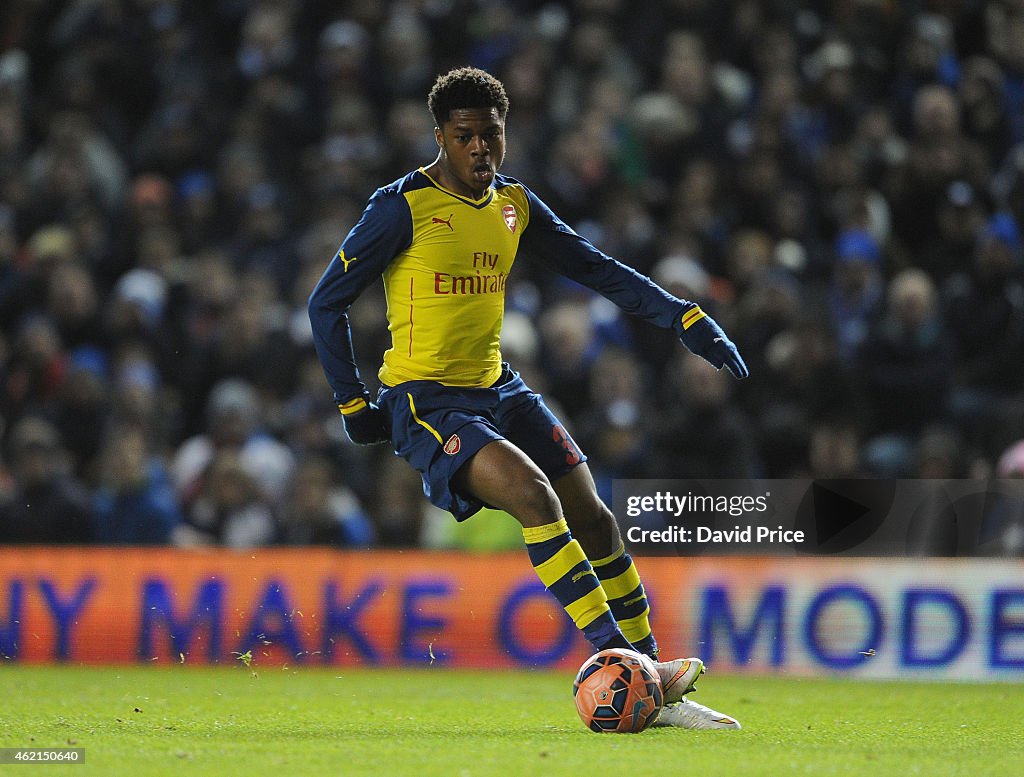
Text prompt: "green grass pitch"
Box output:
[[0, 665, 1019, 777]]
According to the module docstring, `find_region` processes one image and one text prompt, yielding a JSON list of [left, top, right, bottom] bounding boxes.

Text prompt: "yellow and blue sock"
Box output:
[[523, 519, 630, 652], [592, 542, 658, 658]]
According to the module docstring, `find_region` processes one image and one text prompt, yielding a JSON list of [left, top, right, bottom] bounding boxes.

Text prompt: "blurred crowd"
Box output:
[[1, 0, 1023, 554]]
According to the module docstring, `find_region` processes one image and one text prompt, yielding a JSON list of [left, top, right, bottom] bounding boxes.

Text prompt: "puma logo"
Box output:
[[337, 250, 358, 272], [432, 213, 454, 231]]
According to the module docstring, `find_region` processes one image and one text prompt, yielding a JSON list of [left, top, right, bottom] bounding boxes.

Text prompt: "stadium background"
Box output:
[[0, 0, 1022, 681]]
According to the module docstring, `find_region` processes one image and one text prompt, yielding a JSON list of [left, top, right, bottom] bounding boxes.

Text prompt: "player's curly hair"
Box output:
[[427, 67, 509, 126]]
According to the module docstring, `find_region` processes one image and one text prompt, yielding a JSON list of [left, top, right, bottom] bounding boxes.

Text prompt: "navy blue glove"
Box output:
[[675, 304, 749, 379], [338, 397, 391, 445]]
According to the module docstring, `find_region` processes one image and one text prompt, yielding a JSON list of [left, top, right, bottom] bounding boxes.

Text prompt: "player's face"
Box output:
[[434, 108, 505, 199]]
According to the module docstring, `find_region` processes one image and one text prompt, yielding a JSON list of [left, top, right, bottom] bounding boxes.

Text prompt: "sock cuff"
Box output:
[[522, 518, 569, 545], [591, 541, 626, 569]]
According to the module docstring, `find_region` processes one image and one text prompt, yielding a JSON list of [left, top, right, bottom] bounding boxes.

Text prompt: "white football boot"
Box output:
[[652, 698, 742, 730], [648, 657, 705, 704], [636, 655, 742, 730]]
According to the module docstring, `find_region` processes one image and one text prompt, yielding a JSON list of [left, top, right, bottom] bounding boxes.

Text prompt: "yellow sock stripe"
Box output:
[[617, 607, 653, 643], [564, 584, 610, 629], [338, 397, 368, 416], [681, 306, 707, 330], [407, 393, 443, 444], [534, 539, 587, 588], [600, 566, 644, 601], [590, 541, 625, 568], [522, 519, 569, 545]]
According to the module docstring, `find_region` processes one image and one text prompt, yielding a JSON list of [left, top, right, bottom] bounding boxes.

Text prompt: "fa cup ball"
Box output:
[[572, 648, 663, 733]]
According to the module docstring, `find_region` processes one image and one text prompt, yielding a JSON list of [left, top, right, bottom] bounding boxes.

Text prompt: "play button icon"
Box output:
[[795, 480, 897, 553]]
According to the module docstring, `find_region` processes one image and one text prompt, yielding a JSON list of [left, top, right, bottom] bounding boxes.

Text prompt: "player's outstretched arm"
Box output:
[[673, 303, 749, 379], [513, 180, 750, 379]]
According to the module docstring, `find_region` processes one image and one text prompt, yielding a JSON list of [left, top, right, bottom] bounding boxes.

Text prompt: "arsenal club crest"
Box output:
[[502, 204, 517, 233], [444, 434, 461, 455]]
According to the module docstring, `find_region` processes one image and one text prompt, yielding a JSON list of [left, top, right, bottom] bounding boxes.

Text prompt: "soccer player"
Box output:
[[309, 67, 747, 730]]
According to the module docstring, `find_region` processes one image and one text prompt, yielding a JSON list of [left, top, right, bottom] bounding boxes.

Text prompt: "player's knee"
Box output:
[[569, 497, 615, 534], [505, 474, 562, 528]]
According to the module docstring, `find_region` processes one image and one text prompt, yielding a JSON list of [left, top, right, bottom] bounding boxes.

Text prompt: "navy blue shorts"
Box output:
[[377, 365, 587, 520]]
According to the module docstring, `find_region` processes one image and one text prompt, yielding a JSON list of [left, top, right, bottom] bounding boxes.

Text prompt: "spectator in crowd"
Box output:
[[174, 449, 278, 548], [537, 300, 598, 419], [913, 425, 965, 479], [807, 419, 868, 479], [0, 415, 92, 543], [279, 455, 374, 547], [943, 213, 1024, 452], [93, 424, 183, 544], [172, 378, 295, 512], [107, 342, 169, 449], [859, 268, 952, 475], [997, 440, 1024, 479], [981, 439, 1024, 556], [896, 82, 991, 251], [54, 345, 110, 483], [46, 259, 102, 349], [862, 268, 951, 433], [3, 313, 65, 420], [650, 353, 762, 479], [827, 228, 885, 365], [918, 180, 988, 282], [369, 455, 436, 548], [750, 314, 867, 475], [575, 347, 652, 505]]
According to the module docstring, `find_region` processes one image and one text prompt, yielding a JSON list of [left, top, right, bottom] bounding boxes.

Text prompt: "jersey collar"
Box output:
[[418, 167, 494, 209]]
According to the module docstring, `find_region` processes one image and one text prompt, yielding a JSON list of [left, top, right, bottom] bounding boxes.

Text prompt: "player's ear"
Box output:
[[434, 126, 444, 148]]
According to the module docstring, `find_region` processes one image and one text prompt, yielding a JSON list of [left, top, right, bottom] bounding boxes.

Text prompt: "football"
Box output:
[[572, 648, 664, 733]]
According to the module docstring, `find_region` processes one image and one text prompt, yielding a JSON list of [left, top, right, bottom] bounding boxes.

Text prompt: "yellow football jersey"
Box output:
[[380, 168, 530, 387], [309, 169, 686, 404]]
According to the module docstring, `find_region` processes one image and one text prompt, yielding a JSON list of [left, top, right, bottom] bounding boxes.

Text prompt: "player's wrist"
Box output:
[[341, 400, 391, 445], [671, 302, 703, 338], [676, 305, 718, 351], [338, 395, 371, 416]]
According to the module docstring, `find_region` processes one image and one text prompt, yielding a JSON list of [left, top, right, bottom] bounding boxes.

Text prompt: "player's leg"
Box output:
[[550, 462, 706, 702], [550, 466, 740, 729], [378, 381, 632, 652], [452, 439, 633, 653], [557, 478, 738, 728], [489, 370, 663, 655], [551, 463, 660, 659]]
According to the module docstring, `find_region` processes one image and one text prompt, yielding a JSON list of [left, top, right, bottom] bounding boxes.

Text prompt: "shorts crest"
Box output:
[[443, 433, 462, 455]]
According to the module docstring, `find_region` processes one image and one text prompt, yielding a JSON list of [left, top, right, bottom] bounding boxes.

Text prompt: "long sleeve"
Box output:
[[308, 186, 413, 403], [517, 184, 688, 332]]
